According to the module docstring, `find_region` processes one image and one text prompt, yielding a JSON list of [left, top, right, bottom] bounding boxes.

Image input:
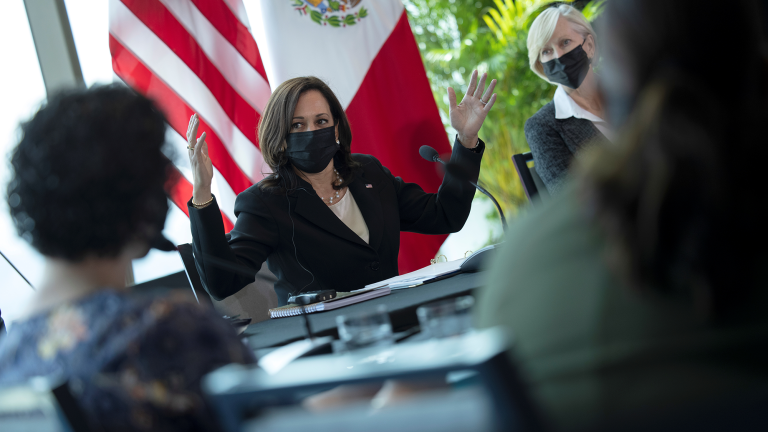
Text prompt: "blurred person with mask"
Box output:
[[525, 4, 611, 196], [476, 0, 768, 429], [186, 72, 496, 305], [0, 85, 255, 431]]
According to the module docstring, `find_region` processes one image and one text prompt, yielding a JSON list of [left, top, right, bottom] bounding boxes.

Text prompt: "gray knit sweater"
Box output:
[[524, 101, 607, 196]]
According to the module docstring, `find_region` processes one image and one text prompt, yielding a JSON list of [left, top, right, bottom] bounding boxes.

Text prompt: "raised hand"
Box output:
[[447, 70, 497, 148], [186, 113, 213, 203]]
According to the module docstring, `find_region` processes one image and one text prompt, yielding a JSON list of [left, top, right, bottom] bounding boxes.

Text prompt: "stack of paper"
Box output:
[[362, 258, 466, 291]]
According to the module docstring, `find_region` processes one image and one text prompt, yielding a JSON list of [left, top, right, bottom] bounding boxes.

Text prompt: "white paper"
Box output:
[[362, 258, 467, 290]]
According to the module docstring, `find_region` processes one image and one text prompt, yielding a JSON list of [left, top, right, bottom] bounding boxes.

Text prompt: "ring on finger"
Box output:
[[187, 145, 195, 150], [480, 99, 488, 105]]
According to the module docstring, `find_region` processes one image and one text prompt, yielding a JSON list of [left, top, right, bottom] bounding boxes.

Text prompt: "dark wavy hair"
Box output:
[[257, 76, 360, 193], [6, 84, 171, 261], [580, 0, 768, 318]]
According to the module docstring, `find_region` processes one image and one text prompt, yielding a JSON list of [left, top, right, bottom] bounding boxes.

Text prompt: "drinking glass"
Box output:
[[336, 305, 393, 351], [417, 295, 475, 339]]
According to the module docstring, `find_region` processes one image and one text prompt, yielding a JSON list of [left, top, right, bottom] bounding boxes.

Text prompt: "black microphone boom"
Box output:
[[0, 249, 34, 290], [446, 162, 507, 233], [420, 144, 507, 233]]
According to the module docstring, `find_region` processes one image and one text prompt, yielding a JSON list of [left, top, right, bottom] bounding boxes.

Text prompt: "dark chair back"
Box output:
[[176, 243, 213, 307], [177, 237, 278, 322], [512, 152, 550, 205]]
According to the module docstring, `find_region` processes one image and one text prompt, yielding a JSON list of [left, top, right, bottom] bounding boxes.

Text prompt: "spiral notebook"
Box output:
[[269, 287, 391, 319]]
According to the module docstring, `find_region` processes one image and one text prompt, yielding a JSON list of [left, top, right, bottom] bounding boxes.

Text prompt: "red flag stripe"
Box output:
[[110, 0, 264, 182], [157, 0, 270, 113], [189, 0, 268, 81], [345, 11, 451, 273], [120, 0, 260, 146], [110, 34, 254, 195], [220, 0, 251, 28], [166, 165, 235, 232]]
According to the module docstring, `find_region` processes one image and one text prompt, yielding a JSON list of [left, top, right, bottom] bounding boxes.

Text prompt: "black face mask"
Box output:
[[285, 126, 339, 174], [542, 41, 592, 89]]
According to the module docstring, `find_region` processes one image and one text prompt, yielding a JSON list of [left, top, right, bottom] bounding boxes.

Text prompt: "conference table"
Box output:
[[243, 271, 487, 350]]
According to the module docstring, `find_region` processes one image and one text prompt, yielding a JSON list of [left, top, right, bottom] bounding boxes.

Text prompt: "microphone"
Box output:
[[446, 162, 507, 233], [419, 145, 444, 164]]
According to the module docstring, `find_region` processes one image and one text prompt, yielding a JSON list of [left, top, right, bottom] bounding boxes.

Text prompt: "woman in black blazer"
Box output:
[[186, 73, 497, 305]]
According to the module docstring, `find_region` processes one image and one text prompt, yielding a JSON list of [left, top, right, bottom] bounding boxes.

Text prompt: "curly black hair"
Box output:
[[6, 84, 172, 261]]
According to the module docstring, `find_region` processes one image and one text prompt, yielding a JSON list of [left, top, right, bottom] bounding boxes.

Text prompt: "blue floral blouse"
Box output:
[[0, 290, 255, 431]]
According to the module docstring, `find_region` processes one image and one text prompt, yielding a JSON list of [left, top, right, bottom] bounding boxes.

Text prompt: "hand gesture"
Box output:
[[187, 113, 213, 203], [448, 70, 497, 148]]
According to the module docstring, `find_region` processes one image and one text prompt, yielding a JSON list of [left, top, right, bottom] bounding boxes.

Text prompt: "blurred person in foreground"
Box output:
[[525, 4, 611, 196], [476, 0, 768, 429], [0, 85, 254, 431]]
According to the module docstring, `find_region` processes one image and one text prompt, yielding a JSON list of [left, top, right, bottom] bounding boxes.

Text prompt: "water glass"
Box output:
[[417, 295, 475, 339], [336, 305, 393, 351]]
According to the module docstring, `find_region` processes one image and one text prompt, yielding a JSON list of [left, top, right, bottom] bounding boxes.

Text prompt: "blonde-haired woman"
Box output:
[[524, 4, 610, 196]]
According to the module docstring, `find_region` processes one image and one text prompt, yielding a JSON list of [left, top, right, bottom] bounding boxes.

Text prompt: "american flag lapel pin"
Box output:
[[365, 184, 373, 188]]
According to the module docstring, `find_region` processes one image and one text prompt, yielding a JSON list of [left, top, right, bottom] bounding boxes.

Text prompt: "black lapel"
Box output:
[[347, 169, 383, 251], [293, 179, 370, 248]]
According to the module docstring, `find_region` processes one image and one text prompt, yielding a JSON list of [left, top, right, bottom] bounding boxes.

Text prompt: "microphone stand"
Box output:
[[419, 145, 507, 233], [447, 163, 507, 232], [296, 297, 315, 340], [0, 249, 34, 289]]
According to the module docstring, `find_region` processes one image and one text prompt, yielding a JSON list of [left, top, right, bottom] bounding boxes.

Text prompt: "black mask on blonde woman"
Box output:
[[542, 41, 591, 89], [285, 126, 340, 173]]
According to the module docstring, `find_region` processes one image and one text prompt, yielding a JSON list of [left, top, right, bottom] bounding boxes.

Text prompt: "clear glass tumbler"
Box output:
[[417, 295, 475, 339], [336, 304, 393, 351]]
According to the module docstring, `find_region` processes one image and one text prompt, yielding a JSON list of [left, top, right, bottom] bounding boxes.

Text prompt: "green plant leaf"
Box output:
[[310, 10, 322, 24], [358, 7, 368, 18], [344, 15, 357, 26], [581, 0, 607, 21], [292, 0, 303, 6], [329, 1, 340, 11], [327, 16, 341, 27]]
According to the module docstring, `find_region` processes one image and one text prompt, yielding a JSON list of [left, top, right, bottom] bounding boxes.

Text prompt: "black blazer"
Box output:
[[189, 139, 483, 305], [524, 101, 608, 196]]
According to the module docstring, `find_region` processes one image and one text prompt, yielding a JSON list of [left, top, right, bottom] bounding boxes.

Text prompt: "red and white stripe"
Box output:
[[109, 0, 270, 231]]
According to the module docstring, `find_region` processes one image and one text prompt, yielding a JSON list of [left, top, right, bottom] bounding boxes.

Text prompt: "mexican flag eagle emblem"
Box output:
[[292, 0, 369, 27]]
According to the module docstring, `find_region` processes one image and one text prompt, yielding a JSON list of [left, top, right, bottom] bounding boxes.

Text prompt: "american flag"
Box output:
[[109, 0, 270, 232], [109, 0, 453, 275]]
